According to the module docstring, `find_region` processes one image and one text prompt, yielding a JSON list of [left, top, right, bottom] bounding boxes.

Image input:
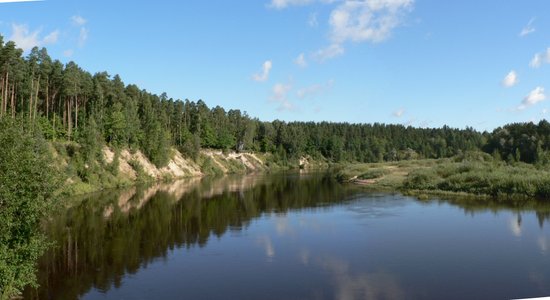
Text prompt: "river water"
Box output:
[[25, 172, 550, 299]]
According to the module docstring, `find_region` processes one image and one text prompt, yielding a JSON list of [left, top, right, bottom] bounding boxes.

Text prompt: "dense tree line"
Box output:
[[484, 120, 550, 164], [1, 34, 550, 169], [0, 35, 493, 169]]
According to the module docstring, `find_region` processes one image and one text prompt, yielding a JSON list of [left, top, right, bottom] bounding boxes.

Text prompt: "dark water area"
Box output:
[[25, 172, 550, 300]]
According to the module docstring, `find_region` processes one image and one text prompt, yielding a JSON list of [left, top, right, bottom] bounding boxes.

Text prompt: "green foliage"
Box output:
[[79, 116, 103, 163], [180, 133, 201, 162], [105, 102, 127, 146], [401, 155, 550, 199], [107, 150, 120, 176], [128, 159, 153, 183], [199, 156, 224, 176], [0, 119, 60, 299], [358, 168, 390, 180]]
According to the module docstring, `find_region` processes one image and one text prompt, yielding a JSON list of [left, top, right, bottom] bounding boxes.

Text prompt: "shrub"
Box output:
[[0, 119, 61, 299], [358, 168, 389, 180]]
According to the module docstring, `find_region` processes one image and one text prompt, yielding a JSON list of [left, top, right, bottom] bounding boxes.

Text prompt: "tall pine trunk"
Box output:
[[34, 76, 40, 121], [29, 78, 34, 121], [11, 84, 15, 118]]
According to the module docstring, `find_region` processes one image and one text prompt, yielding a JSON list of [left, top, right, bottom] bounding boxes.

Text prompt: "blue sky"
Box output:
[[0, 0, 549, 131]]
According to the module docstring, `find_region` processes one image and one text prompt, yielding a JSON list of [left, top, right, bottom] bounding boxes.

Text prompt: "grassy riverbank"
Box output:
[[336, 152, 550, 200]]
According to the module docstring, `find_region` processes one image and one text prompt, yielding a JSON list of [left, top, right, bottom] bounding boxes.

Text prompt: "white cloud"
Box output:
[[530, 53, 543, 68], [392, 108, 404, 117], [78, 27, 89, 47], [294, 53, 307, 67], [268, 0, 413, 62], [519, 18, 535, 37], [529, 48, 550, 68], [329, 0, 414, 44], [252, 60, 273, 82], [314, 43, 344, 61], [308, 12, 319, 27], [270, 82, 294, 111], [311, 0, 414, 62], [297, 79, 334, 98], [502, 70, 518, 88], [268, 0, 314, 9], [518, 86, 546, 110], [8, 23, 59, 51], [71, 15, 87, 26]]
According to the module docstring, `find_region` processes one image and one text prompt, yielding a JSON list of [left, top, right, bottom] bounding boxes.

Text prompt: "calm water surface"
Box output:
[[25, 172, 550, 299]]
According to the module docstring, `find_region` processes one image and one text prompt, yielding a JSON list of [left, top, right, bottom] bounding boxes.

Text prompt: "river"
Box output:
[[24, 172, 550, 299]]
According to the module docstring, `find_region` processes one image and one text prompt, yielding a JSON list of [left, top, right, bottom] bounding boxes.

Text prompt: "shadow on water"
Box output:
[[24, 172, 359, 300]]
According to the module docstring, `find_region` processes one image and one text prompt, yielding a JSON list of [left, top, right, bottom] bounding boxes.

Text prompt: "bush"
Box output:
[[403, 168, 441, 190], [0, 119, 61, 299], [358, 168, 389, 180], [128, 159, 153, 183]]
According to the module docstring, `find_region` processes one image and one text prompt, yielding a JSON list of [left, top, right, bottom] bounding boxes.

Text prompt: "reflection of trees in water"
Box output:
[[24, 172, 355, 300], [419, 196, 550, 229]]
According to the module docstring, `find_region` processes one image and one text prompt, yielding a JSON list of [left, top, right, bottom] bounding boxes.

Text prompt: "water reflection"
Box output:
[[508, 214, 522, 237], [23, 173, 550, 300], [421, 196, 550, 229], [256, 235, 275, 261], [25, 172, 357, 300], [318, 257, 404, 300]]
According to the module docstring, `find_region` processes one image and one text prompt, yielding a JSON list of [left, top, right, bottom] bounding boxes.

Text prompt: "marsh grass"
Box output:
[[337, 151, 550, 200]]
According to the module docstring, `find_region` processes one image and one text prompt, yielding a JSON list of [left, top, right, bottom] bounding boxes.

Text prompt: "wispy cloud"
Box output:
[[70, 15, 89, 48], [270, 82, 294, 111], [8, 23, 58, 51], [392, 108, 405, 118], [529, 48, 550, 68], [297, 80, 334, 99], [314, 43, 344, 61], [71, 15, 87, 26], [519, 18, 535, 37], [268, 0, 314, 9], [517, 86, 546, 110], [252, 60, 273, 82], [294, 53, 307, 68], [308, 12, 319, 27], [268, 0, 339, 9], [78, 27, 88, 47], [502, 70, 518, 88]]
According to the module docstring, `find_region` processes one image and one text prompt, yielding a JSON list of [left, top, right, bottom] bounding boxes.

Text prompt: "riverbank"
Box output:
[[52, 141, 329, 197], [336, 151, 550, 200]]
